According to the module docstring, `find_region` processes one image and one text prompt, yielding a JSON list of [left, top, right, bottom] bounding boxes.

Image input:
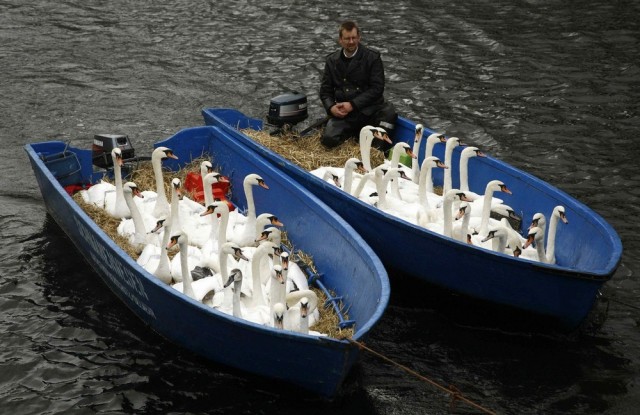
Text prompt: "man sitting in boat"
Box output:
[[319, 20, 398, 151]]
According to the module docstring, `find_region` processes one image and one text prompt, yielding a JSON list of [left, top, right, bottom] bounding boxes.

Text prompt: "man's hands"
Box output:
[[330, 102, 354, 118]]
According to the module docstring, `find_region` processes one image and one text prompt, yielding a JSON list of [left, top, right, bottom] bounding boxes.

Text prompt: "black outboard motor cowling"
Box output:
[[266, 92, 308, 127], [92, 134, 136, 168]]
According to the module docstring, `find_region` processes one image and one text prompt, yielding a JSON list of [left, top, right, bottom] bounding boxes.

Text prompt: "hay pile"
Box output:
[[240, 128, 386, 171], [72, 157, 354, 339]]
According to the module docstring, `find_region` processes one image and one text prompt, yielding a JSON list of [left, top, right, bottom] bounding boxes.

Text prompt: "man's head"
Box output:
[[338, 21, 361, 56]]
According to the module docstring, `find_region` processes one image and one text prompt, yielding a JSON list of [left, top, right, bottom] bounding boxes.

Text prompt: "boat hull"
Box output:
[[25, 125, 390, 398], [202, 108, 622, 330]]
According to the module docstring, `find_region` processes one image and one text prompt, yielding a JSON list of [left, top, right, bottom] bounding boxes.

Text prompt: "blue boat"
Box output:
[[202, 108, 623, 330], [24, 125, 390, 399]]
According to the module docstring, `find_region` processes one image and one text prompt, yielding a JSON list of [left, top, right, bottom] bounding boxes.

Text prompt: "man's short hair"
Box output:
[[339, 21, 360, 37]]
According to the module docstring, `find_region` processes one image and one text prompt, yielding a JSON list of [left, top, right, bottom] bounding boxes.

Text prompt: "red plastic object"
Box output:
[[64, 183, 89, 196], [184, 172, 234, 211]]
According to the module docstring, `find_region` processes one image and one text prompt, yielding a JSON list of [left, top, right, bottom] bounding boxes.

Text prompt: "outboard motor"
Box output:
[[92, 134, 136, 168], [266, 92, 308, 127], [265, 92, 309, 135]]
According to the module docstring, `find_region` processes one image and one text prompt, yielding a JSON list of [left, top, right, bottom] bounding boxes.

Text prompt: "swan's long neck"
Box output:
[[216, 206, 229, 244], [206, 210, 220, 243], [179, 240, 195, 299], [535, 239, 547, 263], [443, 141, 457, 195], [546, 214, 560, 264], [152, 158, 169, 218], [390, 145, 403, 166], [155, 224, 171, 276], [360, 134, 373, 171], [411, 139, 422, 184], [425, 139, 437, 160], [203, 188, 221, 245], [443, 194, 455, 238], [123, 190, 146, 247], [270, 271, 286, 314], [418, 165, 429, 208], [170, 184, 182, 235], [460, 154, 471, 192], [244, 181, 257, 221], [375, 170, 392, 208], [298, 309, 309, 334], [491, 231, 508, 253], [220, 249, 233, 310], [232, 279, 242, 318], [250, 245, 268, 307], [479, 190, 495, 236], [352, 172, 374, 198], [425, 141, 439, 194], [113, 160, 128, 217], [459, 209, 470, 243], [203, 175, 214, 211], [343, 168, 354, 195]]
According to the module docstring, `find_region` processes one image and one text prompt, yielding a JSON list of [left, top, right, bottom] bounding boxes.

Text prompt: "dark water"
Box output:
[[2, 0, 639, 413]]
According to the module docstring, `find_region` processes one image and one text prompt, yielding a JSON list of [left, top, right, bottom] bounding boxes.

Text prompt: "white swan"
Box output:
[[168, 230, 196, 300], [213, 242, 250, 313], [383, 141, 416, 199], [472, 180, 513, 237], [283, 296, 312, 334], [441, 189, 474, 239], [120, 181, 160, 253], [272, 302, 286, 329], [310, 157, 366, 195], [195, 200, 232, 274], [102, 148, 130, 219], [371, 167, 403, 210], [500, 218, 525, 257], [224, 268, 244, 318], [197, 164, 226, 216], [529, 212, 546, 237], [479, 219, 527, 257], [452, 201, 472, 244], [544, 206, 568, 264], [136, 216, 172, 284], [269, 265, 286, 315], [480, 225, 511, 254], [459, 146, 486, 194], [280, 251, 309, 293], [168, 178, 204, 281], [342, 158, 368, 195], [423, 132, 447, 194], [359, 125, 392, 171], [194, 173, 230, 270], [286, 288, 320, 328], [148, 146, 178, 219], [255, 212, 283, 237], [229, 174, 270, 247], [169, 176, 210, 248], [81, 149, 120, 210], [315, 169, 341, 187], [416, 156, 447, 229], [239, 240, 280, 302], [410, 123, 424, 184], [354, 166, 415, 223], [523, 226, 547, 263]]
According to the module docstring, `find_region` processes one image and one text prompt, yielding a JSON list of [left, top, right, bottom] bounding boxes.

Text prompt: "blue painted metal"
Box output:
[[24, 125, 390, 399], [202, 108, 623, 330]]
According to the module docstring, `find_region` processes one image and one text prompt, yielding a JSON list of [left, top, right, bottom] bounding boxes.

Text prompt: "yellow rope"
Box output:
[[349, 339, 498, 415]]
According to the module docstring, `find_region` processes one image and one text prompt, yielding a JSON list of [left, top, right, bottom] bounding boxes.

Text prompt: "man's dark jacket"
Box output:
[[320, 44, 386, 117]]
